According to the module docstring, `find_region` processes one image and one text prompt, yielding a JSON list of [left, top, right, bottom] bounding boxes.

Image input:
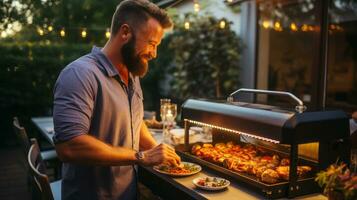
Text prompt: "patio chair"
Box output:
[[13, 117, 57, 161], [28, 138, 61, 200]]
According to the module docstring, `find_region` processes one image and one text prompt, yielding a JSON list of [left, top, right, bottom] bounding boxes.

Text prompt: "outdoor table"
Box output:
[[31, 116, 55, 145], [30, 116, 326, 200]]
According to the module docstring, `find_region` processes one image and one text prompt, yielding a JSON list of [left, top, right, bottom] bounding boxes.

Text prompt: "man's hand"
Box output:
[[140, 143, 181, 167]]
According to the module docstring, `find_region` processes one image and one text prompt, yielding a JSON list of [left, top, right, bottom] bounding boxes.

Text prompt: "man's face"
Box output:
[[121, 18, 164, 77]]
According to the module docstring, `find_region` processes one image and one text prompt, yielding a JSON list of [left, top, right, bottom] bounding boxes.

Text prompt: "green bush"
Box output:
[[0, 42, 166, 144], [0, 42, 91, 144], [166, 13, 242, 99]]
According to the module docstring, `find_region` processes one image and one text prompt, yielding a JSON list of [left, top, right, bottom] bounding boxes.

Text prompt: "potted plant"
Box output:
[[315, 163, 357, 200]]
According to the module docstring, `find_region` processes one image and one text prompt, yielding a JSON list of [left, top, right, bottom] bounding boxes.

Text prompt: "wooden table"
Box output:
[[31, 116, 55, 145]]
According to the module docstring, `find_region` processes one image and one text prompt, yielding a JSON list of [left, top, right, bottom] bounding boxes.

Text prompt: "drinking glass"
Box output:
[[162, 103, 177, 144], [160, 98, 171, 122]]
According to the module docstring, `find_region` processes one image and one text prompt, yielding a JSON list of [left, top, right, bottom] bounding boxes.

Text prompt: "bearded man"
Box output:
[[53, 0, 181, 199]]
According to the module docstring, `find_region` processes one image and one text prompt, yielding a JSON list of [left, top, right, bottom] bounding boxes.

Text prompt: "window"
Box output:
[[326, 0, 357, 112]]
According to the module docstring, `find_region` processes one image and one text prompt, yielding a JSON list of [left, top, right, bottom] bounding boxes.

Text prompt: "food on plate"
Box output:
[[196, 177, 229, 188], [154, 162, 201, 175], [144, 118, 163, 129], [191, 142, 312, 184]]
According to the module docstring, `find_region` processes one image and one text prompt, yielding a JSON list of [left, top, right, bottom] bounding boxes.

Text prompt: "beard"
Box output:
[[121, 35, 148, 78]]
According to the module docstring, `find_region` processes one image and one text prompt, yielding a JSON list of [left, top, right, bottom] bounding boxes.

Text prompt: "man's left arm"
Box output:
[[139, 122, 158, 150]]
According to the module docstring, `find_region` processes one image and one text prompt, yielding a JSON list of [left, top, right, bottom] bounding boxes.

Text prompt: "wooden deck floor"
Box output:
[[0, 146, 30, 200]]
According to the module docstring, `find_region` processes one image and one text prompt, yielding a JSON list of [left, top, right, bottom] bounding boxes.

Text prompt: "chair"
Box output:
[[13, 117, 58, 161], [28, 138, 61, 200]]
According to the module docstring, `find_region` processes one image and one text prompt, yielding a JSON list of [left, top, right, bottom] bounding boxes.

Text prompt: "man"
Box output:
[[53, 0, 181, 199]]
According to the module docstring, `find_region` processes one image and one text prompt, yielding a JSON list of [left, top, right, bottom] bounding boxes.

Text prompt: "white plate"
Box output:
[[148, 128, 162, 133], [153, 162, 201, 177], [193, 176, 230, 191]]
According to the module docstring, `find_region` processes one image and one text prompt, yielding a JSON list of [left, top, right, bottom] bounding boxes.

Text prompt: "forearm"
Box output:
[[55, 134, 137, 166], [139, 123, 158, 150]]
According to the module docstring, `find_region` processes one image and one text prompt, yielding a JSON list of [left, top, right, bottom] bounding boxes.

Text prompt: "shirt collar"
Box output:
[[91, 46, 138, 86]]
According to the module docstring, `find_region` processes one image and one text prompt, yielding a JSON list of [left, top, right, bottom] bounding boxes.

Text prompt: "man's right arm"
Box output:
[[55, 134, 181, 166]]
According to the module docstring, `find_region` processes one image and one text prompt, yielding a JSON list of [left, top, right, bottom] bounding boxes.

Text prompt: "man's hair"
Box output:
[[111, 0, 173, 36]]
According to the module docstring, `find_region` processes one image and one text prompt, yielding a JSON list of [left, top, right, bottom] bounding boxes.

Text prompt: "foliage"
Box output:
[[0, 42, 91, 143], [315, 163, 357, 200], [166, 13, 242, 99], [1, 0, 118, 43]]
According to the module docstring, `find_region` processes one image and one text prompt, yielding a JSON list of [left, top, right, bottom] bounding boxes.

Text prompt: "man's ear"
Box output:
[[119, 24, 132, 42]]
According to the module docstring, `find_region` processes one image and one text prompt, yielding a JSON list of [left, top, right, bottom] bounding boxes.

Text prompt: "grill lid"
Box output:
[[181, 99, 349, 144]]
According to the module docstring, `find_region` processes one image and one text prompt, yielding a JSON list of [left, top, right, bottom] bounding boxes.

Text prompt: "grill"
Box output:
[[176, 89, 350, 199]]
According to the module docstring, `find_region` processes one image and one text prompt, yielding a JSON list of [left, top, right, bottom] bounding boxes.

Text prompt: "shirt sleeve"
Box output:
[[53, 64, 97, 143]]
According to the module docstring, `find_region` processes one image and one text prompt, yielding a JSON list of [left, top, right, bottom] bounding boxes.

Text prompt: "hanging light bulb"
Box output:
[[184, 21, 190, 30], [290, 23, 298, 31], [194, 2, 200, 13], [48, 25, 53, 32], [274, 21, 282, 31], [81, 29, 87, 38], [37, 27, 44, 36], [60, 28, 65, 37], [220, 20, 226, 29], [262, 20, 270, 29], [105, 28, 111, 39], [1, 31, 7, 38], [301, 24, 308, 32]]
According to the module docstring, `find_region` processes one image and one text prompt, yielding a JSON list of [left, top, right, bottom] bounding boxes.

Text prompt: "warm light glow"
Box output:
[[227, 0, 233, 2], [60, 28, 65, 37], [105, 28, 110, 39], [301, 24, 308, 32], [290, 23, 298, 31], [194, 3, 200, 12], [274, 21, 282, 31], [1, 31, 7, 38], [262, 20, 270, 29], [336, 25, 343, 31], [37, 28, 44, 36], [184, 21, 190, 30], [185, 119, 280, 144], [308, 25, 314, 31], [48, 26, 53, 32], [81, 29, 87, 38], [220, 20, 226, 29]]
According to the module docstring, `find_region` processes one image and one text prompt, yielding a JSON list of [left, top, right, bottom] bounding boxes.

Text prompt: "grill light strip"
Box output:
[[185, 119, 280, 144]]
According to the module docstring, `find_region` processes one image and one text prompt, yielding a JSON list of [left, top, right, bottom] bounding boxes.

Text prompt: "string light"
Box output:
[[194, 1, 200, 13], [290, 23, 298, 31], [105, 28, 110, 39], [220, 20, 226, 29], [81, 29, 87, 38], [37, 28, 44, 36], [262, 20, 270, 29], [48, 26, 53, 32], [274, 21, 282, 31], [301, 24, 308, 32], [184, 21, 190, 30], [1, 31, 7, 38], [60, 28, 65, 37]]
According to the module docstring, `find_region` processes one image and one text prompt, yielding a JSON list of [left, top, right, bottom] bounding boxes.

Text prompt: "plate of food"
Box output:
[[153, 162, 201, 176], [193, 176, 230, 191]]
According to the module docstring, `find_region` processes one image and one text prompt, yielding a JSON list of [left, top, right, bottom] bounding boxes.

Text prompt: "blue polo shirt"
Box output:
[[53, 46, 144, 200]]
